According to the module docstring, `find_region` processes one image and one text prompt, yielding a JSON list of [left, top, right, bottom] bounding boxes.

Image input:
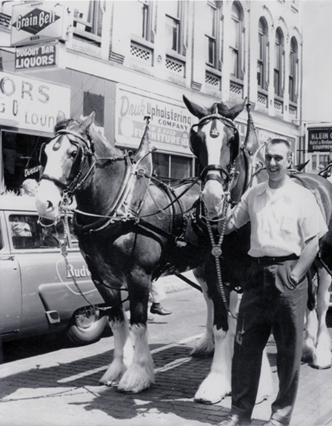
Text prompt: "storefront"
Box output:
[[306, 125, 332, 173], [0, 71, 70, 193], [115, 84, 196, 181]]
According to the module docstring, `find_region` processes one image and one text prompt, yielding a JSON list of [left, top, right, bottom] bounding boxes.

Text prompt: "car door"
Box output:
[[0, 211, 21, 337]]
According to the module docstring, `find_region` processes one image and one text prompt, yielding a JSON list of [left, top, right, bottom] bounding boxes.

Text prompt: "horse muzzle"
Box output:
[[201, 179, 226, 219], [35, 179, 63, 220]]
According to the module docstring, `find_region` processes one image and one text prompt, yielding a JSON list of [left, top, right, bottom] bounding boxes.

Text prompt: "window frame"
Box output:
[[164, 1, 185, 56], [289, 37, 299, 103], [72, 0, 103, 45], [257, 17, 269, 91], [274, 27, 285, 97], [229, 2, 244, 81]]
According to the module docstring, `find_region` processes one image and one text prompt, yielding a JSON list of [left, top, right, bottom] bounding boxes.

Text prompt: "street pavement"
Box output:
[[1, 272, 332, 426]]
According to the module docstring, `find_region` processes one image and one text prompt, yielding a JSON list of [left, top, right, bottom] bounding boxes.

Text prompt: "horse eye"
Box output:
[[69, 150, 77, 159]]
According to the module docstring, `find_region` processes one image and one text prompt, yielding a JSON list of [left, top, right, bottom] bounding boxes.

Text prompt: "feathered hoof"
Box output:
[[99, 360, 126, 386], [190, 334, 214, 358], [117, 364, 155, 394], [310, 350, 332, 370], [194, 374, 230, 405]]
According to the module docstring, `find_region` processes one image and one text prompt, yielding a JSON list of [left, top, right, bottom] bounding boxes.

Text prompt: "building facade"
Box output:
[[0, 0, 303, 194]]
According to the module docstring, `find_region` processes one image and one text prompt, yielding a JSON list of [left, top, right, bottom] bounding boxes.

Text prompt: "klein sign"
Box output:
[[308, 128, 332, 152], [0, 71, 70, 133], [11, 3, 67, 47], [115, 85, 194, 155], [15, 42, 57, 71]]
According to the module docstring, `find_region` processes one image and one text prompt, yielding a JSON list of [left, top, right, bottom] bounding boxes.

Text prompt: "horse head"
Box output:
[[36, 112, 97, 220], [183, 95, 246, 220]]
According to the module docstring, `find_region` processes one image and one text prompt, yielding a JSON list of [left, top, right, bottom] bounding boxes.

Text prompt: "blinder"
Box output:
[[39, 130, 93, 191], [189, 114, 240, 186]]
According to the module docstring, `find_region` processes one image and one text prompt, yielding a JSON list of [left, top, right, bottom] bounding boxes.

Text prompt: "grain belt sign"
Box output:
[[11, 2, 67, 47], [308, 128, 332, 152]]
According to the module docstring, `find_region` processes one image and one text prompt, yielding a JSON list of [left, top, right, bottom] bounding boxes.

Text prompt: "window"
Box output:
[[289, 37, 298, 103], [257, 18, 269, 90], [165, 1, 183, 54], [206, 3, 217, 67], [152, 152, 193, 182], [312, 154, 317, 171], [229, 2, 244, 80], [68, 1, 103, 42], [274, 28, 284, 97], [131, 0, 151, 41], [2, 131, 48, 194], [9, 214, 78, 250]]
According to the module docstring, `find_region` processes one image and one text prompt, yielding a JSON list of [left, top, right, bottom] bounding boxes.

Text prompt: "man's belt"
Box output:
[[250, 254, 299, 264]]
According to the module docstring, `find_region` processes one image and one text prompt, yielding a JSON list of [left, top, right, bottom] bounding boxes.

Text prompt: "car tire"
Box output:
[[66, 306, 108, 345]]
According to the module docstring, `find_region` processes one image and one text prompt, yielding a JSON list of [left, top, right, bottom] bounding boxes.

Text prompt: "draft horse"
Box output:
[[183, 95, 332, 374], [35, 112, 272, 403]]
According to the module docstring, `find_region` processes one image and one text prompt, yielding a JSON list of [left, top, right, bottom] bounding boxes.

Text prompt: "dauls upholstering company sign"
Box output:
[[308, 128, 332, 152], [115, 86, 194, 155], [11, 3, 68, 47], [0, 71, 70, 132]]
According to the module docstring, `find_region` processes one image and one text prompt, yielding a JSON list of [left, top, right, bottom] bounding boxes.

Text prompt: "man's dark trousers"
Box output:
[[231, 259, 308, 426]]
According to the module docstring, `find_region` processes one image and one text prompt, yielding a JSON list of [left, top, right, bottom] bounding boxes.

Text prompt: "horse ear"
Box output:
[[228, 98, 247, 120], [56, 111, 67, 123], [81, 111, 95, 133], [183, 95, 208, 119]]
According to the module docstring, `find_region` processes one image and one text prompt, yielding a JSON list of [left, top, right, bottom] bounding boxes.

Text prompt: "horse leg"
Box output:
[[117, 268, 154, 393], [302, 271, 318, 363], [194, 290, 239, 404], [191, 266, 214, 357], [100, 306, 134, 386], [312, 266, 331, 369]]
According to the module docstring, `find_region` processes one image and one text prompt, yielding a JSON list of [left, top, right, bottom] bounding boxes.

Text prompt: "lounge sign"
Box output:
[[308, 128, 332, 152], [15, 42, 57, 71], [0, 71, 70, 133], [11, 3, 67, 47]]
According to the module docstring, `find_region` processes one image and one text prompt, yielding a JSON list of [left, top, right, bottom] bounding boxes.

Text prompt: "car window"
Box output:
[[9, 214, 64, 249]]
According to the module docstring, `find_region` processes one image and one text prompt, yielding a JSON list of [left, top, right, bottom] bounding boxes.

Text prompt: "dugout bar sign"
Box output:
[[15, 42, 57, 71], [308, 128, 332, 152]]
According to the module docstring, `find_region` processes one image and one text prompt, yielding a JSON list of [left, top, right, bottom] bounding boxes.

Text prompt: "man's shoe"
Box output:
[[262, 420, 284, 426], [150, 302, 172, 315], [218, 414, 251, 426]]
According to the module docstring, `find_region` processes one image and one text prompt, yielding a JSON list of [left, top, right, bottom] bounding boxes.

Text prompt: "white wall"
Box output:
[[302, 0, 332, 124]]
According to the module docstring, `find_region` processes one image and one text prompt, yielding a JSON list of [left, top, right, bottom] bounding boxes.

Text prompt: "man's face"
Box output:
[[265, 142, 291, 187]]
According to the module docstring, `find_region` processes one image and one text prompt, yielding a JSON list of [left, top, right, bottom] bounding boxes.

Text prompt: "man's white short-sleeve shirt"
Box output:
[[231, 177, 328, 257]]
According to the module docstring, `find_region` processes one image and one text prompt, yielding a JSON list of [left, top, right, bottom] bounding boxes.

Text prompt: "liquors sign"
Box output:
[[11, 3, 67, 46]]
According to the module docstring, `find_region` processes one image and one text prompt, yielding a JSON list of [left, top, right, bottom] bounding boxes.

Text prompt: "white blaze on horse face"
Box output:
[[35, 137, 72, 220], [201, 121, 228, 219]]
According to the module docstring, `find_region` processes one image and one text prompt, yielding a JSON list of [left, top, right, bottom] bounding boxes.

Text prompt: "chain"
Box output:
[[202, 164, 239, 319], [60, 204, 97, 310]]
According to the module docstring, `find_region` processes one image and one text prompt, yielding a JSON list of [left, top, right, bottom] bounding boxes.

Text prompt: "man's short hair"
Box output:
[[266, 138, 292, 155]]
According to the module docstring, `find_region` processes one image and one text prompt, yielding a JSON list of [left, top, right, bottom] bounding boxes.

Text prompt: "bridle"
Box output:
[[39, 127, 130, 198], [190, 113, 239, 191], [190, 112, 241, 318]]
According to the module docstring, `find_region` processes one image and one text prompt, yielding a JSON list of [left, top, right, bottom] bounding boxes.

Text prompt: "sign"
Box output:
[[308, 128, 332, 152], [15, 42, 57, 71], [0, 71, 70, 133], [11, 3, 67, 47], [235, 121, 296, 151], [115, 85, 194, 155]]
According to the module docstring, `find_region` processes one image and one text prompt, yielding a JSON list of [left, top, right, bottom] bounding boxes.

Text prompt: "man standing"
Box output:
[[219, 139, 328, 426]]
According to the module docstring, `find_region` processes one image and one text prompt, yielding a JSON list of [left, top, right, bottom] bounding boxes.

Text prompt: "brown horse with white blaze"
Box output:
[[183, 95, 332, 377]]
